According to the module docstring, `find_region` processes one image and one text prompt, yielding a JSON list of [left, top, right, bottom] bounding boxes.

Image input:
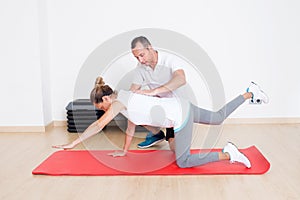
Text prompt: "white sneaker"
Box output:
[[223, 142, 251, 168], [247, 81, 269, 104]]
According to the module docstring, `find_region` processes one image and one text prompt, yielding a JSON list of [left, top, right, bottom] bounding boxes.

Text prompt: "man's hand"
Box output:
[[134, 88, 157, 96], [107, 150, 127, 157]]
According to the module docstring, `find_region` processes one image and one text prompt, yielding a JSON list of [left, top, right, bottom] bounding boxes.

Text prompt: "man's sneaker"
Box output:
[[137, 130, 165, 149], [247, 81, 269, 104], [223, 142, 251, 168]]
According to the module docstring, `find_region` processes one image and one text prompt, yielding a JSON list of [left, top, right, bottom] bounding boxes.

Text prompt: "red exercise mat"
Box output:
[[32, 146, 270, 176]]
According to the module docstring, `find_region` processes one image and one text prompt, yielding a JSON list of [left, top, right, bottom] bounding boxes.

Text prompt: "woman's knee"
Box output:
[[176, 158, 189, 168], [211, 111, 226, 124], [213, 118, 224, 125]]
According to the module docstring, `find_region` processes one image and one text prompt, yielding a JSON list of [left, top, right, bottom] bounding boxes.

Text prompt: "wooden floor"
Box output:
[[0, 123, 300, 200]]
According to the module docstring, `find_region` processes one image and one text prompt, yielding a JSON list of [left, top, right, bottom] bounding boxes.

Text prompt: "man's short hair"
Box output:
[[131, 36, 151, 49]]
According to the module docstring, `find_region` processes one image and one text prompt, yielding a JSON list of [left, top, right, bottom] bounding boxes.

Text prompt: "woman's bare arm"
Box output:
[[53, 101, 125, 149], [123, 120, 136, 152], [108, 119, 136, 157]]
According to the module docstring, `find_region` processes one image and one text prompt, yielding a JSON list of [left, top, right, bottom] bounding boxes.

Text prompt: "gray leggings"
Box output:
[[175, 95, 245, 168]]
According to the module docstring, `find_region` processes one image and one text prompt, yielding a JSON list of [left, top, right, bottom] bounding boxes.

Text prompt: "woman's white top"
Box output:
[[116, 90, 190, 132]]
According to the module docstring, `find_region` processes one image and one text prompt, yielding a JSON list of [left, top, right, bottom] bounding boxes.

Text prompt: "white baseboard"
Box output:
[[0, 126, 46, 133], [224, 118, 300, 124], [0, 118, 299, 132], [52, 118, 300, 126], [53, 121, 67, 127], [0, 121, 54, 133]]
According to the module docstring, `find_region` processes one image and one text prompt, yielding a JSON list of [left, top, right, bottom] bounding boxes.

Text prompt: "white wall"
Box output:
[[38, 0, 52, 125], [0, 0, 46, 126], [0, 0, 299, 126], [47, 0, 300, 120]]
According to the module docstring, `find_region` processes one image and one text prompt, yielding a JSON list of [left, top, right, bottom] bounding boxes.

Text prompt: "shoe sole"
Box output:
[[137, 138, 165, 149], [247, 82, 269, 104], [260, 90, 269, 103]]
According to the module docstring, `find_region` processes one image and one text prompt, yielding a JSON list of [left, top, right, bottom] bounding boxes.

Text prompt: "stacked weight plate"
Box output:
[[66, 99, 104, 133], [66, 99, 148, 133]]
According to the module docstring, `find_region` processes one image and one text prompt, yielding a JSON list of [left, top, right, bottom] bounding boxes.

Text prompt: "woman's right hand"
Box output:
[[107, 150, 127, 157], [52, 143, 75, 150]]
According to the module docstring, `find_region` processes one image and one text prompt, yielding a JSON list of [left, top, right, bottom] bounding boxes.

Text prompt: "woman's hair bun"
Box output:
[[95, 76, 105, 87]]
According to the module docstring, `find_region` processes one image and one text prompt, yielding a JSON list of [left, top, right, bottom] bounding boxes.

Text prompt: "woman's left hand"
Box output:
[[52, 143, 75, 150]]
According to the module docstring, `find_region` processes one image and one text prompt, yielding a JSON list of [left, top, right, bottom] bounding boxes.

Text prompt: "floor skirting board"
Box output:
[[0, 126, 46, 133], [224, 118, 300, 125], [0, 118, 299, 132]]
